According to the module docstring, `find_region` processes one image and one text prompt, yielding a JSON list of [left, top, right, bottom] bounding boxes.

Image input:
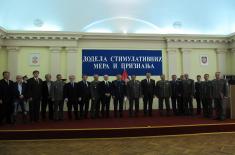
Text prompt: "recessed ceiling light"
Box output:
[[173, 21, 182, 29], [33, 19, 44, 27]]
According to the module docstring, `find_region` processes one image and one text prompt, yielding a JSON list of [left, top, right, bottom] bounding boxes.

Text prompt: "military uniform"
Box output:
[[170, 80, 180, 115], [201, 80, 213, 118], [127, 80, 141, 117], [212, 79, 228, 120], [156, 80, 171, 116], [182, 79, 195, 115]]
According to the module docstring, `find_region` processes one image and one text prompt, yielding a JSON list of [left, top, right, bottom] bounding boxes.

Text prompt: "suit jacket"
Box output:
[[195, 82, 202, 98], [212, 79, 228, 99], [112, 80, 126, 98], [0, 79, 15, 102], [63, 82, 79, 101], [51, 80, 65, 101], [156, 80, 171, 98], [201, 80, 213, 99], [99, 81, 112, 98], [127, 80, 141, 99], [77, 80, 91, 98], [170, 80, 180, 98], [13, 82, 27, 100], [141, 79, 155, 97], [42, 81, 54, 100], [27, 77, 43, 99], [182, 79, 195, 97]]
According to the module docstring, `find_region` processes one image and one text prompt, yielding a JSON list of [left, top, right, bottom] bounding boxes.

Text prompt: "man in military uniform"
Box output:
[[51, 74, 65, 121], [156, 74, 171, 116], [141, 73, 155, 116], [212, 72, 228, 120], [195, 75, 202, 115], [127, 75, 141, 117], [182, 74, 194, 115], [170, 75, 179, 115], [201, 74, 213, 118], [90, 74, 101, 119], [112, 74, 126, 118]]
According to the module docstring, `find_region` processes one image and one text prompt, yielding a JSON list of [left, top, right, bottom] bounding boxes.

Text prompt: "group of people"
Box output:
[[0, 70, 228, 125]]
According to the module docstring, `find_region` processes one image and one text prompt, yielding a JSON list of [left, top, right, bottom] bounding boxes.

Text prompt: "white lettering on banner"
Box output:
[[83, 56, 162, 63], [120, 63, 155, 69], [113, 63, 118, 69], [93, 63, 110, 69], [110, 56, 162, 62], [83, 56, 108, 62]]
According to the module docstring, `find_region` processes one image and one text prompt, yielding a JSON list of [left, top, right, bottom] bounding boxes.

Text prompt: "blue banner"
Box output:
[[82, 49, 162, 76]]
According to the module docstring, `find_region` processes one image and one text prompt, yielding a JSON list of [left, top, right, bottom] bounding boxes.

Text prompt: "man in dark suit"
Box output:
[[170, 75, 179, 115], [64, 75, 79, 120], [201, 74, 213, 118], [27, 70, 43, 122], [212, 72, 228, 120], [156, 74, 171, 116], [141, 73, 155, 116], [41, 74, 54, 120], [177, 75, 185, 115], [90, 74, 101, 118], [112, 74, 126, 118], [0, 71, 15, 124], [182, 74, 195, 116], [99, 75, 112, 118], [78, 75, 91, 119], [13, 75, 27, 123], [195, 75, 202, 115], [127, 75, 141, 117]]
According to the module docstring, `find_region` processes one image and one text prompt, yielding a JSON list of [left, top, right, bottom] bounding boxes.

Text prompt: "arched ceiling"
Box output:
[[0, 0, 235, 34]]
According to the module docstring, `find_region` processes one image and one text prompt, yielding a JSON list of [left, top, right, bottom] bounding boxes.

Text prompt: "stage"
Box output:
[[0, 110, 235, 140]]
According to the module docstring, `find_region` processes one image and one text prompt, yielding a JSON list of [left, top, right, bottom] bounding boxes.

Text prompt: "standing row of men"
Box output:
[[0, 70, 228, 125]]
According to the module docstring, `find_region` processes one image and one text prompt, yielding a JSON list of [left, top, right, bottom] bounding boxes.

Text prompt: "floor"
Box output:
[[1, 132, 235, 155]]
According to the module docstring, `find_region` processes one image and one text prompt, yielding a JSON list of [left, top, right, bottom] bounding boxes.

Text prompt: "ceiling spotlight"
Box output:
[[173, 21, 182, 29], [33, 19, 44, 27]]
